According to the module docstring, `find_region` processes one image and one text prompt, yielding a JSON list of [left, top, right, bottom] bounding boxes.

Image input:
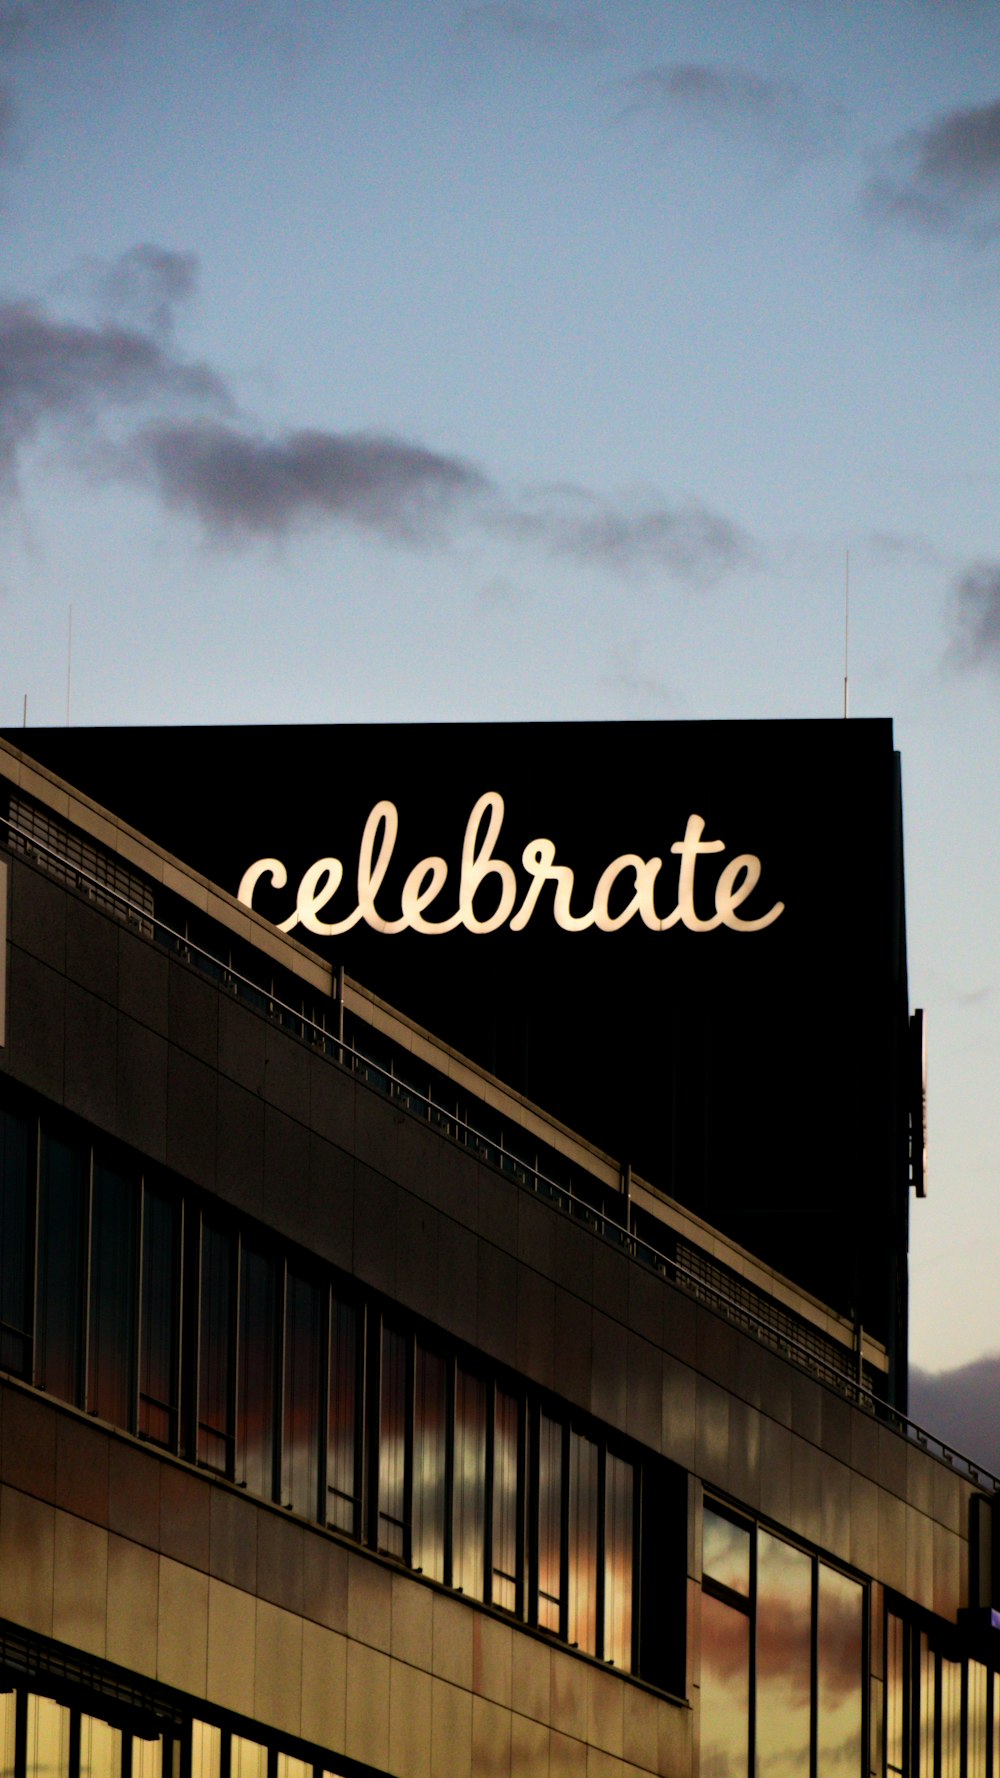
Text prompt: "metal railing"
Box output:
[[5, 806, 997, 1495]]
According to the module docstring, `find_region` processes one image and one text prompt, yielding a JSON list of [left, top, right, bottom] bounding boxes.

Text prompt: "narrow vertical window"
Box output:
[[886, 1612, 905, 1777], [26, 1697, 70, 1778], [568, 1430, 599, 1655], [603, 1452, 633, 1670], [491, 1388, 519, 1613], [378, 1324, 408, 1558], [700, 1589, 751, 1778], [816, 1565, 864, 1778], [453, 1366, 486, 1600], [133, 1737, 163, 1778], [0, 1692, 15, 1778], [190, 1722, 221, 1778], [412, 1344, 447, 1582], [198, 1219, 235, 1474], [940, 1658, 962, 1778], [283, 1268, 324, 1519], [138, 1184, 179, 1447], [238, 1242, 278, 1500], [537, 1411, 563, 1633], [231, 1737, 267, 1778], [80, 1714, 122, 1778], [968, 1660, 988, 1778], [88, 1159, 137, 1430], [327, 1292, 359, 1535], [757, 1531, 812, 1777], [0, 1105, 32, 1378], [37, 1131, 87, 1404], [919, 1634, 935, 1778]]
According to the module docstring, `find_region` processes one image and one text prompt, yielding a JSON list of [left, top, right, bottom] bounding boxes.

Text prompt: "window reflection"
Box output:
[[413, 1344, 447, 1582], [816, 1566, 863, 1778], [327, 1294, 358, 1536], [231, 1737, 267, 1778], [26, 1696, 70, 1778], [238, 1243, 277, 1500], [78, 1716, 121, 1778], [757, 1530, 811, 1778], [198, 1221, 234, 1473], [568, 1431, 598, 1656], [603, 1453, 633, 1669], [283, 1269, 323, 1519], [703, 1509, 750, 1597], [0, 1694, 15, 1778], [940, 1657, 961, 1778], [453, 1367, 486, 1599], [139, 1185, 179, 1448], [491, 1389, 519, 1613], [379, 1325, 408, 1558], [37, 1134, 86, 1405], [700, 1590, 750, 1778], [537, 1412, 563, 1633], [967, 1659, 987, 1778], [886, 1612, 904, 1777]]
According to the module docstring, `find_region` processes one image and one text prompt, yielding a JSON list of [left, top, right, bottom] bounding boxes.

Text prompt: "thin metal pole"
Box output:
[[66, 604, 73, 726], [843, 551, 850, 719]]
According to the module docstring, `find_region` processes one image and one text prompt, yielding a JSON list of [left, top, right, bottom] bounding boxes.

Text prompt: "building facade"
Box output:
[[0, 729, 993, 1778]]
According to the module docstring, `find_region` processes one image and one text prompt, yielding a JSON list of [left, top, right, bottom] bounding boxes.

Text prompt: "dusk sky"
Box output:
[[2, 2, 998, 1438]]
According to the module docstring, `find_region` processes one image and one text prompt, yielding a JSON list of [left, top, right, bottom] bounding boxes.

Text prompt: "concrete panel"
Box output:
[[430, 1679, 472, 1778], [590, 1243, 629, 1329], [9, 862, 66, 971], [108, 1440, 161, 1549], [432, 1590, 473, 1690], [157, 1556, 209, 1697], [510, 1629, 550, 1727], [106, 1534, 158, 1676], [471, 1695, 512, 1778], [55, 1415, 110, 1525], [306, 1132, 355, 1275], [345, 1642, 391, 1773], [52, 1511, 108, 1656], [510, 1713, 549, 1778], [254, 1599, 303, 1736], [391, 1571, 434, 1670], [301, 1532, 349, 1635], [589, 1309, 626, 1433], [256, 1513, 306, 1617], [168, 966, 220, 1069], [64, 983, 118, 1131], [65, 900, 119, 1006], [389, 1659, 433, 1778], [6, 948, 66, 1102], [0, 1486, 55, 1634], [215, 1079, 265, 1219], [550, 1729, 587, 1778], [347, 1551, 392, 1653], [207, 1577, 256, 1718], [301, 1620, 348, 1758], [623, 1685, 659, 1772], [661, 1356, 697, 1472], [2, 1387, 57, 1502], [476, 1241, 518, 1372], [166, 1048, 218, 1188], [160, 1464, 211, 1571], [262, 1023, 311, 1125], [116, 1017, 168, 1162], [472, 1613, 513, 1709], [117, 928, 169, 1035], [550, 1647, 588, 1741], [587, 1666, 624, 1758]]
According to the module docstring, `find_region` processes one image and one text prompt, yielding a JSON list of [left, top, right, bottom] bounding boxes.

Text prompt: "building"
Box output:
[[0, 721, 994, 1778]]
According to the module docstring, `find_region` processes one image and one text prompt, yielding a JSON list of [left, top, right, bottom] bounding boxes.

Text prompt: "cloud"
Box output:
[[460, 3, 606, 53], [0, 79, 13, 158], [137, 420, 489, 543], [0, 293, 229, 494], [910, 1355, 1000, 1477], [84, 242, 200, 342], [620, 62, 843, 169], [494, 483, 756, 586], [866, 97, 1000, 242], [946, 562, 1000, 671]]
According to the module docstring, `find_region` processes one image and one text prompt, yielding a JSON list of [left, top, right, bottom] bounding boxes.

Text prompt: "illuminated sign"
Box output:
[[238, 792, 785, 938]]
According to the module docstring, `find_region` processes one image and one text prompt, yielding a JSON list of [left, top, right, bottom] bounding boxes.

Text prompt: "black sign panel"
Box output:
[[6, 719, 910, 1351]]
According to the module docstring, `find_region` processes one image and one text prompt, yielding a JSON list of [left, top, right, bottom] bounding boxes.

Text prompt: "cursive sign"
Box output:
[[237, 792, 785, 938]]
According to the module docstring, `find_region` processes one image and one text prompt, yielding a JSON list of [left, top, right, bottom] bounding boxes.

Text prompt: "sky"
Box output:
[[1, 0, 998, 1446]]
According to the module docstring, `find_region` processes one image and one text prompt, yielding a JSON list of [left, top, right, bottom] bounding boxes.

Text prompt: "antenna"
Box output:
[[22, 694, 26, 729], [843, 551, 850, 720], [66, 604, 73, 727]]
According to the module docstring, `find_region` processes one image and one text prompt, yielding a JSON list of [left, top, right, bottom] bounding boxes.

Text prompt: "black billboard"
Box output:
[[6, 719, 912, 1359]]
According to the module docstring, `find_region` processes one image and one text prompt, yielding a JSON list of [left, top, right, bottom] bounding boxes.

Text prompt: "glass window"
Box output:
[[231, 1738, 268, 1778], [886, 1612, 905, 1777], [327, 1293, 358, 1536], [700, 1589, 750, 1778], [940, 1657, 962, 1778], [703, 1508, 751, 1596], [492, 1389, 520, 1614], [568, 1430, 599, 1656], [190, 1722, 221, 1778], [412, 1344, 447, 1583], [604, 1452, 633, 1669], [537, 1411, 563, 1633], [238, 1242, 278, 1500], [968, 1659, 988, 1778], [79, 1714, 122, 1778], [0, 1693, 15, 1778], [379, 1325, 408, 1558], [26, 1697, 70, 1778], [0, 1107, 32, 1377], [132, 1738, 163, 1778], [88, 1160, 137, 1430], [756, 1531, 812, 1778], [138, 1184, 179, 1447], [919, 1632, 935, 1778], [453, 1366, 486, 1600], [37, 1133, 86, 1405], [816, 1566, 864, 1778], [198, 1220, 234, 1474], [283, 1269, 324, 1520]]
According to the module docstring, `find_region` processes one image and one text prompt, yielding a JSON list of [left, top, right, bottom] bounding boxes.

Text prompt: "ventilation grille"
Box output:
[[7, 797, 154, 937]]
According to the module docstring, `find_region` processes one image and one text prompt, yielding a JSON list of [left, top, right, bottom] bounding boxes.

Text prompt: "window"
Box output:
[[885, 1610, 1000, 1777], [701, 1505, 865, 1778]]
